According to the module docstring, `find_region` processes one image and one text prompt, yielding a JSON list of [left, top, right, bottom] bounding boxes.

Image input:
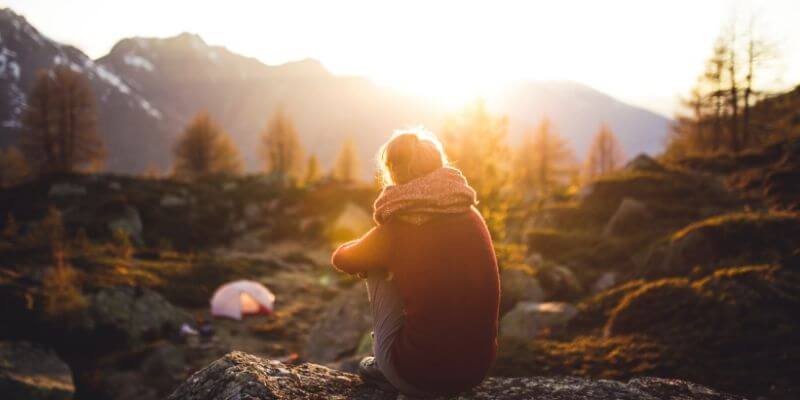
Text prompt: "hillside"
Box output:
[[2, 136, 800, 400], [0, 7, 670, 175]]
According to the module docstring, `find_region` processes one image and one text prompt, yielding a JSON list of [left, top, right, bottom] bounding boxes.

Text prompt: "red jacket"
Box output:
[[331, 208, 500, 395]]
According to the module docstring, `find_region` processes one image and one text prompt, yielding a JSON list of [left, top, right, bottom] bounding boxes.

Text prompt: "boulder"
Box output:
[[96, 342, 188, 400], [88, 286, 192, 347], [592, 272, 618, 294], [624, 153, 665, 173], [657, 212, 800, 277], [48, 183, 86, 197], [0, 341, 74, 400], [107, 205, 143, 242], [499, 267, 544, 313], [603, 197, 651, 236], [500, 301, 578, 341], [243, 203, 261, 219], [533, 262, 583, 300], [168, 351, 747, 400], [525, 205, 584, 231], [304, 284, 371, 363], [160, 194, 187, 207]]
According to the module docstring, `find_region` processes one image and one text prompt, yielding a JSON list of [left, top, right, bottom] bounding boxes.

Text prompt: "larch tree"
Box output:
[[0, 146, 31, 188], [585, 124, 625, 179], [260, 108, 304, 180], [303, 154, 321, 185], [172, 111, 242, 179], [332, 137, 360, 183], [440, 99, 511, 241], [441, 99, 511, 201], [666, 14, 778, 157], [515, 118, 575, 197], [20, 67, 105, 175]]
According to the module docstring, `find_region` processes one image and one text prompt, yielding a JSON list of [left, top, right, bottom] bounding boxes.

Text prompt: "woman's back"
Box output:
[[385, 208, 499, 394]]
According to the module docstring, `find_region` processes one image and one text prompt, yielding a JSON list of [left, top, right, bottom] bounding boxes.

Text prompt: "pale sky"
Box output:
[[2, 0, 799, 116]]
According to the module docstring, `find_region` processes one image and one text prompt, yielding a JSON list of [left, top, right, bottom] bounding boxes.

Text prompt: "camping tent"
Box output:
[[210, 280, 275, 320]]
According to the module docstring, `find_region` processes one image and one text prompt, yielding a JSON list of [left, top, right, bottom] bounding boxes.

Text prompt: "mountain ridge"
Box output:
[[0, 7, 671, 174]]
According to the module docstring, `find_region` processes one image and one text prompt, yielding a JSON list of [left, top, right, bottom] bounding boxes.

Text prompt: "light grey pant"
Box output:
[[366, 271, 432, 398]]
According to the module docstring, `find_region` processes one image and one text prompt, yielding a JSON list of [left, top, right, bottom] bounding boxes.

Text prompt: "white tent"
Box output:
[[210, 280, 275, 320]]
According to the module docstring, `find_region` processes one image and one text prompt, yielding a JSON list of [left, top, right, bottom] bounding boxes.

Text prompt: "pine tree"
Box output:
[[172, 112, 242, 179], [260, 108, 304, 180], [585, 124, 625, 179], [332, 137, 360, 183], [0, 146, 31, 187], [515, 118, 575, 197], [303, 154, 321, 185], [20, 67, 105, 174]]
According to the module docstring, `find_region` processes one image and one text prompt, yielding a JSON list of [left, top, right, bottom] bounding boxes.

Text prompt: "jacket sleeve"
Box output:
[[331, 225, 392, 275]]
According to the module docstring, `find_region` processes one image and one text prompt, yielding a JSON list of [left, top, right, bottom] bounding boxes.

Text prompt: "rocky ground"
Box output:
[[167, 351, 747, 400], [2, 137, 800, 400]]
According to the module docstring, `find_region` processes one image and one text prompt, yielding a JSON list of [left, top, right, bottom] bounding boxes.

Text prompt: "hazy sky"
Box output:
[[2, 0, 799, 116]]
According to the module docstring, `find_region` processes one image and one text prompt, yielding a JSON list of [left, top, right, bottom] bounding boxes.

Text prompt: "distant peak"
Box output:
[[171, 32, 207, 48], [1, 8, 29, 27], [272, 58, 330, 77]]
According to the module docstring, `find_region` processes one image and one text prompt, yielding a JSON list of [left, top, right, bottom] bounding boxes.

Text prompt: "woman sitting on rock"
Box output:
[[331, 129, 500, 398]]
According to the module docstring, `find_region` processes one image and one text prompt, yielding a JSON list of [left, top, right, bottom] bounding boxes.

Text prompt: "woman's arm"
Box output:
[[331, 225, 391, 275]]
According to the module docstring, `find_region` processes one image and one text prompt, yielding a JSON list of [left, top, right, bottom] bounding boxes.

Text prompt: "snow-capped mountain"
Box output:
[[0, 8, 171, 172], [0, 7, 670, 174], [95, 32, 439, 170]]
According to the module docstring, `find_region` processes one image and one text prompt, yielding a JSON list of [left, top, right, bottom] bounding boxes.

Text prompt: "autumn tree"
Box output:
[[20, 66, 105, 175], [585, 124, 624, 179], [514, 118, 576, 197], [0, 146, 31, 187], [441, 99, 511, 201], [303, 154, 321, 185], [332, 137, 360, 183], [441, 99, 512, 240], [667, 13, 778, 156], [260, 108, 304, 180], [172, 112, 242, 179]]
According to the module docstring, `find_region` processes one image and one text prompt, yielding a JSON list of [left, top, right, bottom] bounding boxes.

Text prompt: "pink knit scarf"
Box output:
[[373, 167, 477, 225]]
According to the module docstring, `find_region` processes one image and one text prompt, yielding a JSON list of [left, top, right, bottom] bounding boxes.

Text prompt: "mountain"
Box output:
[[490, 81, 671, 157], [0, 8, 168, 172], [94, 32, 440, 171], [0, 7, 670, 175]]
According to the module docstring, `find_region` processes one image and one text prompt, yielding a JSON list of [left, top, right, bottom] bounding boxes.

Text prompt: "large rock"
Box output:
[[88, 286, 191, 347], [304, 284, 371, 363], [500, 301, 578, 341], [657, 212, 800, 277], [160, 194, 188, 207], [0, 341, 75, 400], [499, 267, 544, 313], [603, 197, 650, 236], [624, 154, 665, 173], [533, 262, 584, 301], [48, 183, 87, 197], [107, 205, 143, 242], [168, 351, 747, 400], [97, 342, 188, 400]]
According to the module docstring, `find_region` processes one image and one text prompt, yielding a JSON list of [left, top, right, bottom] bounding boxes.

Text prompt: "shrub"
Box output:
[[111, 228, 133, 259], [41, 263, 88, 322]]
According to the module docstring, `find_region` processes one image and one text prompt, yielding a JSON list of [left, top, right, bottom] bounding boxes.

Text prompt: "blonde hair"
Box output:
[[378, 128, 448, 187]]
